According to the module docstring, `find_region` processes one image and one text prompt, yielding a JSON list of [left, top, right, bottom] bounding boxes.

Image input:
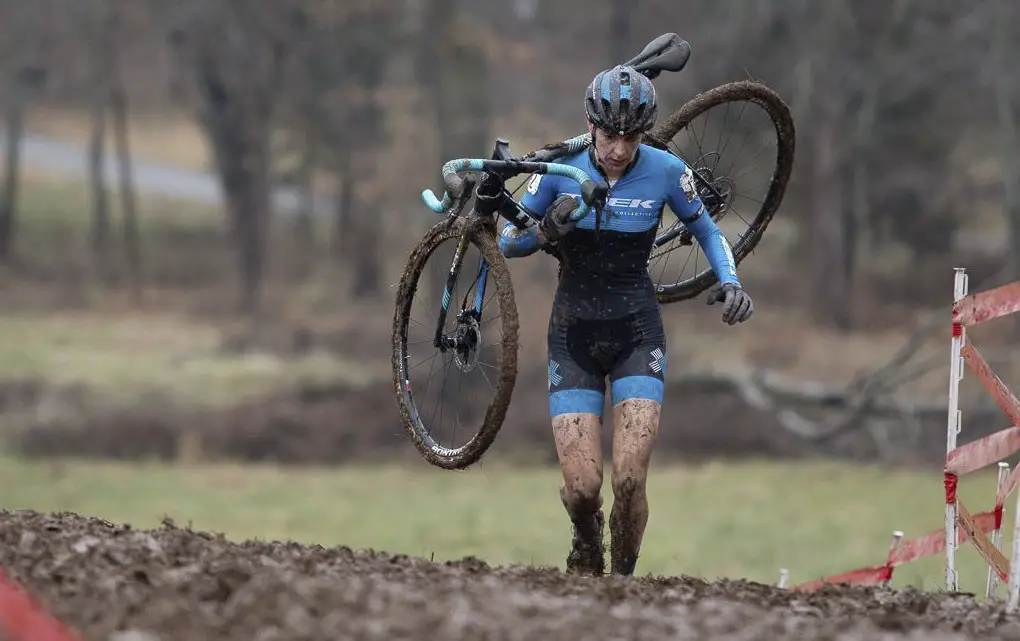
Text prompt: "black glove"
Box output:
[[706, 282, 754, 325], [538, 194, 580, 246]]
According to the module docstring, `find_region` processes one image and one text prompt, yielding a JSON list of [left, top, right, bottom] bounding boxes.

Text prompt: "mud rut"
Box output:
[[3, 511, 1020, 640]]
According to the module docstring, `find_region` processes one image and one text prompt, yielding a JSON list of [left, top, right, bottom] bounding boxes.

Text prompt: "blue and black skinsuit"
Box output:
[[498, 143, 741, 418]]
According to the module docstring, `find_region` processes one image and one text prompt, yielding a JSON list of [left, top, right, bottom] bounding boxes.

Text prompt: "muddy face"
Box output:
[[589, 124, 642, 180]]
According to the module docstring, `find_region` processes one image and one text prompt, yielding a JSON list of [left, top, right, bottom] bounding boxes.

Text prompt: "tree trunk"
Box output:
[[608, 0, 634, 66], [293, 125, 318, 250], [809, 111, 852, 331], [111, 83, 142, 301], [992, 0, 1020, 334], [88, 90, 111, 279], [217, 133, 271, 315], [164, 1, 292, 317], [0, 82, 26, 262], [331, 152, 353, 260], [350, 193, 381, 299]]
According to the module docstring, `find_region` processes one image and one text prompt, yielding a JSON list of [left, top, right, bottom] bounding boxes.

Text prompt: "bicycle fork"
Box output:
[[433, 230, 489, 352]]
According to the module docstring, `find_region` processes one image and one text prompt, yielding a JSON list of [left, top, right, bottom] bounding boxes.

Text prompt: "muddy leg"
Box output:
[[552, 411, 605, 576], [609, 398, 661, 576]]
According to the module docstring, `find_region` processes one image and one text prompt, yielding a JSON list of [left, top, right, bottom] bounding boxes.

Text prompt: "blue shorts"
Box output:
[[546, 307, 666, 418]]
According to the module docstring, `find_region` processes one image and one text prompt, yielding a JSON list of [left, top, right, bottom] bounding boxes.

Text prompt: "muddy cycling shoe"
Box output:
[[565, 509, 606, 576], [609, 508, 639, 576], [610, 543, 638, 577]]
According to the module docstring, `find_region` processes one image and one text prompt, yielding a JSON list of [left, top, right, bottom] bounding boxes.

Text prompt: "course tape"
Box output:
[[952, 280, 1020, 326], [792, 510, 998, 591], [0, 569, 80, 641]]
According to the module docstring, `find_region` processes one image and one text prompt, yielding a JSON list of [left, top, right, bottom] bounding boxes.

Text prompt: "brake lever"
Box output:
[[581, 179, 610, 208], [442, 174, 477, 227]]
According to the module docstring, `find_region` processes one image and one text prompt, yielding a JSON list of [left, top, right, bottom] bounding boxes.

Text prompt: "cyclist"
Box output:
[[497, 64, 754, 577]]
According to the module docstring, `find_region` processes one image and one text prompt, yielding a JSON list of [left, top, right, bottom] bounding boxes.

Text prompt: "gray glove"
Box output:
[[706, 282, 754, 325], [538, 194, 580, 246]]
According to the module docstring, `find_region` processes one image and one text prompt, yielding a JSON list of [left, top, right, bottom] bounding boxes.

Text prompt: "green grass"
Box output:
[[0, 312, 382, 408], [0, 455, 1008, 594]]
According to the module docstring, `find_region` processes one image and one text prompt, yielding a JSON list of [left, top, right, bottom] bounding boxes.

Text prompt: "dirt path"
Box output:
[[1, 510, 1018, 641]]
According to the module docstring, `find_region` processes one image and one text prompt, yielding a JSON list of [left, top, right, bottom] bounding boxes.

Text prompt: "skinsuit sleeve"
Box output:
[[498, 172, 561, 258], [665, 159, 741, 287]]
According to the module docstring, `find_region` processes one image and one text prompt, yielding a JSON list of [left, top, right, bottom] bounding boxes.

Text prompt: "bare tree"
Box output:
[[86, 0, 113, 281], [0, 1, 45, 264], [164, 0, 299, 314], [991, 0, 1020, 282]]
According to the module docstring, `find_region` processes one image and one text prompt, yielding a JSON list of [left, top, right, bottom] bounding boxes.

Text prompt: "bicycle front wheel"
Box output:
[[646, 80, 796, 303], [391, 217, 519, 470]]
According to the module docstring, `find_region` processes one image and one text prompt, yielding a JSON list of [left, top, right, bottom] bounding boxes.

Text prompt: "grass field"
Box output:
[[0, 454, 1007, 594], [0, 312, 381, 409]]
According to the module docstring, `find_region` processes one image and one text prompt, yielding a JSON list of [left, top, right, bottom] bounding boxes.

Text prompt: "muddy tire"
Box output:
[[645, 80, 796, 304], [392, 217, 519, 470]]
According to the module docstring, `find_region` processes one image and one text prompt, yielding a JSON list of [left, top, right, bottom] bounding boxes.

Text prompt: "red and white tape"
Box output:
[[0, 569, 80, 641], [783, 269, 1020, 605]]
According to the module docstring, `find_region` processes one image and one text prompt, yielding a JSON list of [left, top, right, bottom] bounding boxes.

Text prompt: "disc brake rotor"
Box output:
[[452, 311, 481, 373]]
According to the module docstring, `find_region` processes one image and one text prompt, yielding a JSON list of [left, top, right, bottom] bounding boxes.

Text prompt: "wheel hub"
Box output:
[[440, 310, 481, 373]]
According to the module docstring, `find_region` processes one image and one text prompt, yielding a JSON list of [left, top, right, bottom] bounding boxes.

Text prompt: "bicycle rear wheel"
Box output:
[[391, 216, 519, 470], [646, 80, 796, 303]]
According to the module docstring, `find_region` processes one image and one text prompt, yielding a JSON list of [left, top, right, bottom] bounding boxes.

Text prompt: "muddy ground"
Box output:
[[0, 509, 1018, 641]]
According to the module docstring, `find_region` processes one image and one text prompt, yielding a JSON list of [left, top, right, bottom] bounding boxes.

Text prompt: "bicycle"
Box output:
[[392, 33, 796, 470]]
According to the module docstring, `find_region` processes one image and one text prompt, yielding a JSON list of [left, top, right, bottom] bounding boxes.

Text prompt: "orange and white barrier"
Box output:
[[781, 268, 1020, 604]]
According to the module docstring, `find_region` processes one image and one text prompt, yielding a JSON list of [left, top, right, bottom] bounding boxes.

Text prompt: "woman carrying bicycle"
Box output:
[[498, 64, 754, 576]]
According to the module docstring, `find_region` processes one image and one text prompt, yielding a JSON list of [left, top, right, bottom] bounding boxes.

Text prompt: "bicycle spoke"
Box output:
[[399, 227, 511, 457], [649, 87, 787, 299]]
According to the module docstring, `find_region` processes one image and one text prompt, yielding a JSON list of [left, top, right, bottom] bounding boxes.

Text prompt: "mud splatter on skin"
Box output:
[[549, 401, 661, 577], [552, 412, 606, 576], [609, 398, 661, 577], [552, 413, 603, 521]]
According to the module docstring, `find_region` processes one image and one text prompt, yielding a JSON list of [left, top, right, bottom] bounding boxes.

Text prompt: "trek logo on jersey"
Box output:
[[560, 193, 661, 210], [608, 197, 659, 209]]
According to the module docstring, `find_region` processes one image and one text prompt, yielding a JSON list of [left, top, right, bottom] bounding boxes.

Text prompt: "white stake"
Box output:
[[989, 462, 1010, 598], [1008, 483, 1020, 612], [945, 267, 968, 591]]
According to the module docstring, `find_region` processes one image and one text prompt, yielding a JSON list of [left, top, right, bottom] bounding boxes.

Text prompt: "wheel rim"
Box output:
[[397, 230, 509, 460], [649, 90, 787, 298]]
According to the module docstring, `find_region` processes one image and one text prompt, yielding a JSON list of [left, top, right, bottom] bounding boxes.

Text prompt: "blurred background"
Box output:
[[0, 0, 1018, 480]]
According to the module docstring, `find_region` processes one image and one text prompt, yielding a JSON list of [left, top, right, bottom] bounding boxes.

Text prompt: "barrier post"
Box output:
[[1009, 487, 1020, 611], [945, 267, 968, 591], [777, 568, 789, 589], [886, 531, 904, 588], [787, 269, 1020, 597], [988, 462, 1010, 597]]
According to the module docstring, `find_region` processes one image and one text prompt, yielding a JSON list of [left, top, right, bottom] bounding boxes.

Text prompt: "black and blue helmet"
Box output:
[[584, 65, 658, 135]]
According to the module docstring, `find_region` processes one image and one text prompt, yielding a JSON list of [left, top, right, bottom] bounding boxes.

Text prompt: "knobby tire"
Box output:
[[646, 80, 796, 304], [391, 217, 519, 470]]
